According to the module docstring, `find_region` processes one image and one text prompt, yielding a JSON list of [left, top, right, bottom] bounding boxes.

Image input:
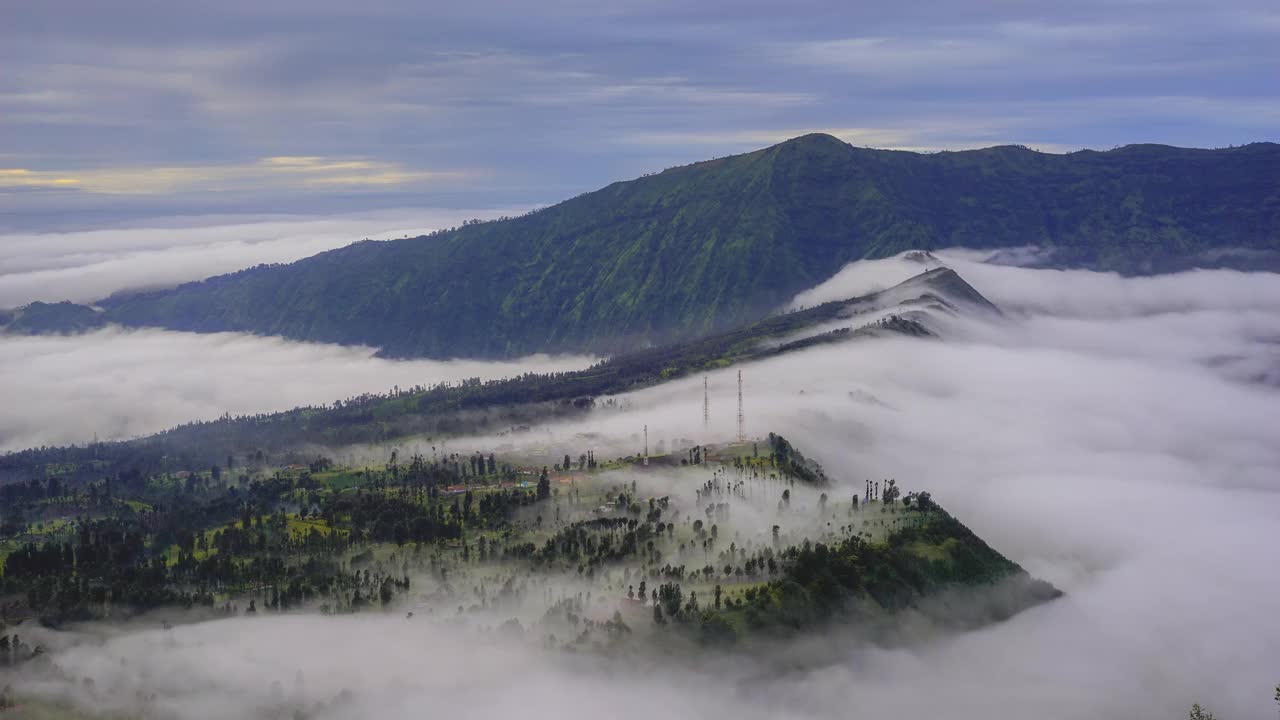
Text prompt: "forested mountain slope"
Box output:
[[99, 134, 1280, 358]]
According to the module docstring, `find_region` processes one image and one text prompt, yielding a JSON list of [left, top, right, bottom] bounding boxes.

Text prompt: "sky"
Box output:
[[3, 0, 1278, 230]]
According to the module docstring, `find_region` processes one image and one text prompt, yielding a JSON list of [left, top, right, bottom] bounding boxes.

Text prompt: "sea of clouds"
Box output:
[[0, 328, 593, 452], [0, 208, 527, 308], [5, 249, 1280, 719]]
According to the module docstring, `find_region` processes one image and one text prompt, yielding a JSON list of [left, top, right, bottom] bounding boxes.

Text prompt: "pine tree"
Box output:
[[1189, 704, 1215, 720]]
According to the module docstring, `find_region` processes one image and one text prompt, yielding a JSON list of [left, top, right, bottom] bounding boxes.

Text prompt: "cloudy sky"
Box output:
[[3, 0, 1278, 230]]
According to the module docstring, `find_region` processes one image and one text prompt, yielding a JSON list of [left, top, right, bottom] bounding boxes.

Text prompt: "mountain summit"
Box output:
[[95, 135, 1278, 358]]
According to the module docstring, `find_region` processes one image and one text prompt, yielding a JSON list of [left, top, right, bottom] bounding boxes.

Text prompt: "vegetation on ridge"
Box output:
[[0, 433, 1057, 654], [88, 134, 1279, 358]]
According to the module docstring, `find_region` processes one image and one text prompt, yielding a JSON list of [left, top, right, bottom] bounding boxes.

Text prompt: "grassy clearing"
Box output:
[[160, 513, 347, 566], [905, 540, 949, 563], [288, 517, 339, 537], [312, 468, 365, 490]]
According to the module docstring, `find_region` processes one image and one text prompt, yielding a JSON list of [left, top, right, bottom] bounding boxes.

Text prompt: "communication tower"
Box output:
[[737, 371, 745, 443], [643, 424, 649, 466], [703, 376, 710, 430]]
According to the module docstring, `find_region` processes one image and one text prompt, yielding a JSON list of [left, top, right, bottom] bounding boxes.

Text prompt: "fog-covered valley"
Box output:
[[0, 209, 526, 308], [0, 328, 593, 452], [5, 1, 1277, 714], [2, 250, 1277, 718]]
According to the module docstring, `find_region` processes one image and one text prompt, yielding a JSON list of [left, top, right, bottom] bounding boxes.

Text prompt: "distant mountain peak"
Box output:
[[776, 131, 848, 148], [89, 138, 1277, 359]]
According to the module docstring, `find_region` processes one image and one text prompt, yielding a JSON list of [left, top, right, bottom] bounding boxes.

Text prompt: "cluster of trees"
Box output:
[[0, 442, 559, 625], [625, 492, 1062, 648], [861, 478, 919, 506], [767, 433, 828, 485], [0, 626, 39, 668]]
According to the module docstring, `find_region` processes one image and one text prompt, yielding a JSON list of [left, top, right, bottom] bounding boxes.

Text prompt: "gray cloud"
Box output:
[[2, 1, 1276, 223]]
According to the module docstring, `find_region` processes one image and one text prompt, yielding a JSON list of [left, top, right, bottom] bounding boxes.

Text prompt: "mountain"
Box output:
[[95, 135, 1279, 358], [3, 301, 107, 335]]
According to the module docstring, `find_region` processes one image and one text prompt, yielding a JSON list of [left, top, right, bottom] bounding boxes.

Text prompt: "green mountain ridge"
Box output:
[[1, 266, 983, 478], [58, 134, 1280, 358]]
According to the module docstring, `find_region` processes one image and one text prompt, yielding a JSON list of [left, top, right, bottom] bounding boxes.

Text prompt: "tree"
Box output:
[[537, 467, 551, 500], [652, 604, 665, 625], [915, 491, 933, 511], [883, 479, 900, 505], [1189, 704, 1215, 720]]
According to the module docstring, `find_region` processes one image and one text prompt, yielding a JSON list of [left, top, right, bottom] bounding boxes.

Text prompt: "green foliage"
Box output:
[[1, 423, 1061, 659], [97, 135, 1280, 358], [699, 506, 1062, 638], [0, 443, 543, 625], [767, 432, 828, 485]]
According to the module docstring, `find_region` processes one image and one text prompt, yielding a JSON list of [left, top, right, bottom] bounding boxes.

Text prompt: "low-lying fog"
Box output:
[[9, 251, 1280, 719], [0, 329, 593, 451], [0, 208, 526, 307]]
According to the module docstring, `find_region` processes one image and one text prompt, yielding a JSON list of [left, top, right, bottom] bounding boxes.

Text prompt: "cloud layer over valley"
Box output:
[[0, 208, 524, 307], [7, 254, 1280, 719], [0, 328, 591, 452]]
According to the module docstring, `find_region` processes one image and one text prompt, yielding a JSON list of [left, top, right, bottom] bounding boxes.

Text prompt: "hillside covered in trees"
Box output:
[[45, 134, 1279, 359], [0, 432, 1059, 661]]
